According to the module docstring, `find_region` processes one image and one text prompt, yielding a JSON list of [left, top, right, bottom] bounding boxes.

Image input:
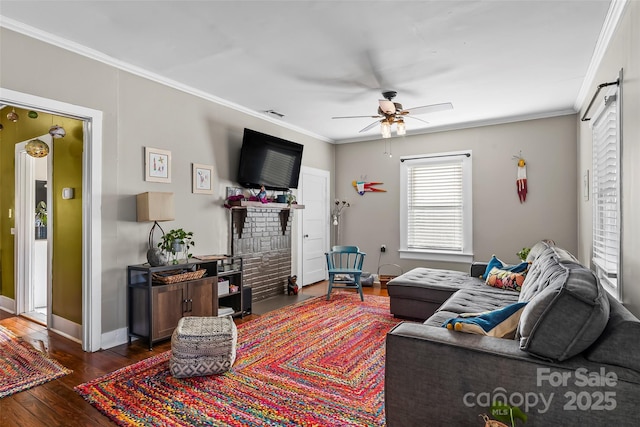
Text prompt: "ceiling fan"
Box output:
[[332, 91, 453, 138]]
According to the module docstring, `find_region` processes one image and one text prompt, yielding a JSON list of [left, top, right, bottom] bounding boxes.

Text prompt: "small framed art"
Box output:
[[192, 163, 214, 194], [145, 147, 171, 183]]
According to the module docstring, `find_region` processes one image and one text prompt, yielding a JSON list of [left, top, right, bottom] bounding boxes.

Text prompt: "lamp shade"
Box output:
[[137, 192, 175, 222]]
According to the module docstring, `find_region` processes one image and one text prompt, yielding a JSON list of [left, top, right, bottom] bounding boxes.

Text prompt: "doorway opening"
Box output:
[[15, 134, 53, 326], [1, 87, 103, 352]]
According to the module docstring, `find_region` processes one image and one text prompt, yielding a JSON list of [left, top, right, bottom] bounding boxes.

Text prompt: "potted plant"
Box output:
[[516, 247, 531, 261], [35, 201, 47, 239], [158, 228, 195, 264]]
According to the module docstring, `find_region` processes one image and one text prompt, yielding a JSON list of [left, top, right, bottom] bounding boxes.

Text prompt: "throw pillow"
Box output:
[[442, 302, 528, 339], [485, 267, 526, 292], [482, 255, 529, 279]]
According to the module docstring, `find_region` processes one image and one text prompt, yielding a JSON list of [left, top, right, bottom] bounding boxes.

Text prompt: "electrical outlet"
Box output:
[[380, 244, 386, 253]]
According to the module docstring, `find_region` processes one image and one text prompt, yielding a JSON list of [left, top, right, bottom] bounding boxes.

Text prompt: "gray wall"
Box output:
[[0, 28, 334, 334], [334, 114, 578, 275], [577, 1, 640, 316]]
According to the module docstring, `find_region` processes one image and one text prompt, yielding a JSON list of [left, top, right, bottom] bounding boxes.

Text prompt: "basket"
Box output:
[[152, 269, 206, 284], [377, 264, 403, 289]]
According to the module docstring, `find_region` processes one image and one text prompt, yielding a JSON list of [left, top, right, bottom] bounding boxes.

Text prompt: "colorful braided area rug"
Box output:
[[0, 325, 72, 398], [76, 293, 399, 426]]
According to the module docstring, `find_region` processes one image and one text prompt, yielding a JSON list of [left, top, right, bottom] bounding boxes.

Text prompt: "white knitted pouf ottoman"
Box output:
[[170, 316, 237, 378]]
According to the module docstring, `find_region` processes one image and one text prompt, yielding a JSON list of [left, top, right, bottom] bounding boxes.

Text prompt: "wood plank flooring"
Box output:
[[0, 282, 388, 426]]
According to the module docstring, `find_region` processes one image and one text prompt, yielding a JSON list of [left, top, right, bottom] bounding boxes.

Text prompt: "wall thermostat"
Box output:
[[62, 188, 75, 200]]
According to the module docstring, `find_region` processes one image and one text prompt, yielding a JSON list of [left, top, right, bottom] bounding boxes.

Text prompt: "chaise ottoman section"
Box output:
[[170, 316, 237, 378], [387, 267, 483, 320]]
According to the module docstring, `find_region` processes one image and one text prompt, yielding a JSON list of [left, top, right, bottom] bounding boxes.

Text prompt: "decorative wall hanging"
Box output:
[[352, 180, 386, 195], [49, 125, 66, 138], [514, 153, 527, 203], [192, 163, 214, 194], [25, 138, 50, 158], [6, 108, 19, 122], [145, 147, 172, 183]]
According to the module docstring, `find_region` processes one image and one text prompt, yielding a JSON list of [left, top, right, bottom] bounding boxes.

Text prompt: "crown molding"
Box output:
[[574, 0, 628, 111], [0, 16, 334, 144]]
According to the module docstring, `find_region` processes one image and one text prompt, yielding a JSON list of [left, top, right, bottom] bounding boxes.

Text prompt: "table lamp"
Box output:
[[137, 192, 175, 266]]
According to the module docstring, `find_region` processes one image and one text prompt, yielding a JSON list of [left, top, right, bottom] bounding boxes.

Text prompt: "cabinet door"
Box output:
[[188, 278, 214, 317], [152, 283, 186, 340]]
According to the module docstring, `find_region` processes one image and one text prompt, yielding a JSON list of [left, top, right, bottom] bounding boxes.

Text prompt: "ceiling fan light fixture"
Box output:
[[396, 119, 406, 136], [381, 120, 391, 138]]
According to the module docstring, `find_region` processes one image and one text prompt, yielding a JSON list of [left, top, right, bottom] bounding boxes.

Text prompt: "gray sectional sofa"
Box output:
[[385, 241, 640, 426]]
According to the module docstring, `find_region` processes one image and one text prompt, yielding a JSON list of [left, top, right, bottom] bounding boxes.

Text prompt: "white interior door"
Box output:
[[299, 167, 330, 286]]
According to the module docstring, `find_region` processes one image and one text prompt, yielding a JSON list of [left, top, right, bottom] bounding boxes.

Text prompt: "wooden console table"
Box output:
[[127, 256, 243, 350]]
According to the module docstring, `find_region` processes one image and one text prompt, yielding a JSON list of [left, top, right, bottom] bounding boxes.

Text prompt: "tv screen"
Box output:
[[237, 128, 304, 191]]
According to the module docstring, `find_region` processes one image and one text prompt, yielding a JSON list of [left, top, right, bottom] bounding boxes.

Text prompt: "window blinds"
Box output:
[[407, 161, 463, 251], [592, 93, 619, 279]]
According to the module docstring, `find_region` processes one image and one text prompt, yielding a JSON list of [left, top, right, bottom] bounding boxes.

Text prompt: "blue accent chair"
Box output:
[[325, 245, 366, 301]]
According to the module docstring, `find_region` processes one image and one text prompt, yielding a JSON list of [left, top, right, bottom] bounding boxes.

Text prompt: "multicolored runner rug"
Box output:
[[76, 293, 399, 426], [0, 325, 72, 398]]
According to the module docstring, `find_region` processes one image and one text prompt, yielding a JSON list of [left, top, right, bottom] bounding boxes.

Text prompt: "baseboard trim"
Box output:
[[0, 296, 16, 314], [50, 314, 82, 344], [101, 327, 129, 350]]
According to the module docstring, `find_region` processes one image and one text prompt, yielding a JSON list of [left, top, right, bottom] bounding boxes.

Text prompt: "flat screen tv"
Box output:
[[237, 128, 304, 191]]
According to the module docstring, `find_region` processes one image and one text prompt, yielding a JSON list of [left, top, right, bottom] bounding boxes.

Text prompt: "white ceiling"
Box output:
[[0, 1, 612, 143]]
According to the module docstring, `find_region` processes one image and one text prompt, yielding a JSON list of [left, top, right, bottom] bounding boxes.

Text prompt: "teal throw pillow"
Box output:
[[482, 255, 529, 279]]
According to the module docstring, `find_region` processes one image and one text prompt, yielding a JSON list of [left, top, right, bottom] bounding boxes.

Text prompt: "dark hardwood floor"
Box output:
[[0, 282, 388, 426]]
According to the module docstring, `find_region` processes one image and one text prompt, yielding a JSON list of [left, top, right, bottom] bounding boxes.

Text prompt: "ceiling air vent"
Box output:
[[264, 109, 285, 119]]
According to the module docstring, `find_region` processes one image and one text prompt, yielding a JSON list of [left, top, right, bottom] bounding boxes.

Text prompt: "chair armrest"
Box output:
[[470, 262, 488, 278]]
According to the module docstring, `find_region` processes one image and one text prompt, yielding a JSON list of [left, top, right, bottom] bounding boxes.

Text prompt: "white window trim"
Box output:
[[399, 150, 473, 263], [590, 82, 622, 301]]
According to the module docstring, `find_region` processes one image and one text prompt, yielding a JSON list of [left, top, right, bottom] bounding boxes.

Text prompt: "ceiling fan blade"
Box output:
[[379, 99, 396, 115], [403, 102, 453, 115], [332, 115, 382, 119], [404, 115, 430, 125], [359, 120, 381, 133]]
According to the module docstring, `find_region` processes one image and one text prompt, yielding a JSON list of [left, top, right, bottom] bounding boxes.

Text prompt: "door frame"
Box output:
[[1, 87, 103, 352], [296, 166, 331, 286], [15, 136, 53, 324]]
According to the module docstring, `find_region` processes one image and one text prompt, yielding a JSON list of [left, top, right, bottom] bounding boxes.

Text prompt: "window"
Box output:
[[399, 151, 473, 262], [591, 84, 621, 299]]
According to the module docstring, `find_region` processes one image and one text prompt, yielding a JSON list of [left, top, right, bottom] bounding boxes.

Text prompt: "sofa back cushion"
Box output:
[[584, 294, 640, 372], [519, 246, 577, 302], [525, 239, 555, 263], [518, 248, 610, 361]]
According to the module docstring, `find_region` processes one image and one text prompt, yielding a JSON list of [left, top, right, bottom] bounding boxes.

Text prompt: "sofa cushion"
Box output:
[[482, 255, 529, 279], [442, 302, 528, 338], [518, 252, 610, 361], [485, 267, 526, 292], [438, 286, 520, 315], [519, 246, 577, 303], [525, 239, 555, 263], [584, 294, 640, 372]]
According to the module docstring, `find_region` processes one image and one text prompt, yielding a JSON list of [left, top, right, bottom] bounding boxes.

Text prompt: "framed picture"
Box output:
[[192, 163, 214, 194], [145, 147, 171, 183]]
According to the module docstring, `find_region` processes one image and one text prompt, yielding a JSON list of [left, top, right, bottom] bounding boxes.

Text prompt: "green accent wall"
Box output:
[[0, 107, 83, 324]]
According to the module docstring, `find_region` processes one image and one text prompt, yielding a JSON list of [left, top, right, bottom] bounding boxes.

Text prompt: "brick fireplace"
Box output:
[[230, 207, 293, 301]]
